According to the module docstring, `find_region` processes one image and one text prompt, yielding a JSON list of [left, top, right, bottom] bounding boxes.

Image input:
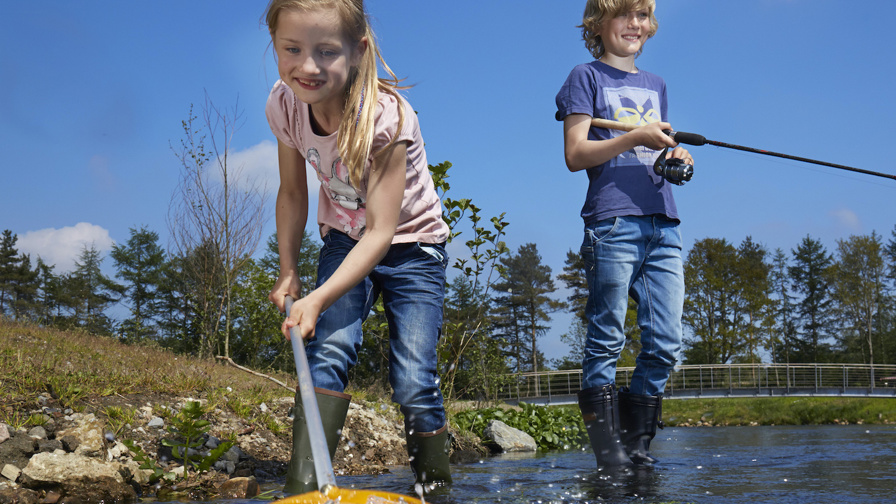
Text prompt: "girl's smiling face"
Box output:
[[273, 8, 363, 118]]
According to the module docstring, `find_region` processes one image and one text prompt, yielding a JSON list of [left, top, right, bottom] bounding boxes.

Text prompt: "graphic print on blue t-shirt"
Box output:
[[603, 86, 662, 167]]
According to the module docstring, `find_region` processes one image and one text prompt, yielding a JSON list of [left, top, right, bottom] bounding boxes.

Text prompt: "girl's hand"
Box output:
[[667, 146, 694, 166], [282, 294, 322, 341], [269, 272, 302, 314]]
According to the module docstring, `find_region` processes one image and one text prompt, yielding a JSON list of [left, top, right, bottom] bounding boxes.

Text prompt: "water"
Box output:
[[245, 425, 896, 503]]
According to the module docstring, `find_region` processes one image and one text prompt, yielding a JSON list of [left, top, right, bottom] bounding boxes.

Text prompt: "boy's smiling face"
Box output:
[[599, 8, 651, 61]]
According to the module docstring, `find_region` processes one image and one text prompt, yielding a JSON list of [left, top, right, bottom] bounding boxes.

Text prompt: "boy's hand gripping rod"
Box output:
[[590, 117, 896, 182]]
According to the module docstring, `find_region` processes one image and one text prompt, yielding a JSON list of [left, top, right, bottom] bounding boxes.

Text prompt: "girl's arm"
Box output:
[[281, 140, 408, 340], [269, 139, 309, 313], [562, 113, 678, 172]]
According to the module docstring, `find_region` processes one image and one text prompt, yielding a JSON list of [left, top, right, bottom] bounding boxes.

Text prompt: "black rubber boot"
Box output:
[[283, 388, 351, 495], [406, 424, 452, 486], [618, 387, 663, 465], [578, 384, 633, 469]]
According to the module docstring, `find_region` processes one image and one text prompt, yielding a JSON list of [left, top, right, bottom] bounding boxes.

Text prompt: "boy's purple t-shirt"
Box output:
[[556, 60, 679, 225]]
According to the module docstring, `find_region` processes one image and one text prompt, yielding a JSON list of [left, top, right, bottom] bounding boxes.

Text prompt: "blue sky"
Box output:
[[3, 1, 895, 362]]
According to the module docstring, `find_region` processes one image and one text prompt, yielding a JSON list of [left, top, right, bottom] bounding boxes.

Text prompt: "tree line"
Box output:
[[3, 100, 895, 401]]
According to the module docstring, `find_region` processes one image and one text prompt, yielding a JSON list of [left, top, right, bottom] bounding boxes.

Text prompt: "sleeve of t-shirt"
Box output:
[[265, 80, 299, 150], [555, 64, 597, 120], [371, 92, 415, 157]]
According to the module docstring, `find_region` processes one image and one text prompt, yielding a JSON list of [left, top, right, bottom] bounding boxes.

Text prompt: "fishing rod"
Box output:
[[589, 117, 896, 182]]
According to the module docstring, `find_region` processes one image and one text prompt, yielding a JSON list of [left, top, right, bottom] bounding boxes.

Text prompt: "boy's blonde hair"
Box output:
[[265, 0, 405, 188], [580, 0, 658, 60]]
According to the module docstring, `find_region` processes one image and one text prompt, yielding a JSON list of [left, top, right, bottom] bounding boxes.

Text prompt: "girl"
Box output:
[[263, 0, 451, 493]]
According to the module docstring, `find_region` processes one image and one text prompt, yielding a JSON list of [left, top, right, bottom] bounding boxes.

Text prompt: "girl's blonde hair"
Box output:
[[265, 0, 405, 188], [580, 0, 658, 60]]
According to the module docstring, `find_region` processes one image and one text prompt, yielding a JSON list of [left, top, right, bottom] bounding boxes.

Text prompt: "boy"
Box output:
[[555, 0, 693, 469]]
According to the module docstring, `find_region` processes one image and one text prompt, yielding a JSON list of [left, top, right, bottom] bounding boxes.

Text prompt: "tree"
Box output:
[[682, 238, 743, 364], [769, 248, 798, 364], [830, 233, 886, 365], [64, 245, 123, 336], [111, 226, 166, 343], [789, 235, 836, 362], [0, 229, 20, 315], [429, 160, 511, 401], [493, 243, 565, 377], [168, 97, 268, 359], [735, 237, 773, 364]]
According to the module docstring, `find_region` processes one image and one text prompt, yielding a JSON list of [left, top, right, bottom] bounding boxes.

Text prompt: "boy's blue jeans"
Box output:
[[581, 215, 684, 397], [306, 230, 448, 434]]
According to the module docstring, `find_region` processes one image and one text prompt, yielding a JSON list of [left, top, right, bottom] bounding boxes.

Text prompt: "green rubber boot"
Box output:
[[406, 424, 452, 486], [283, 388, 351, 495]]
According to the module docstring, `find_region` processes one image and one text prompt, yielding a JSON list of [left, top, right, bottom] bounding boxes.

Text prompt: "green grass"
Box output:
[[0, 318, 296, 429], [663, 396, 896, 426]]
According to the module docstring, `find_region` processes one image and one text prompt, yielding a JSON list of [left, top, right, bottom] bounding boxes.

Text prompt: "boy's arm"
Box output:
[[562, 114, 678, 172]]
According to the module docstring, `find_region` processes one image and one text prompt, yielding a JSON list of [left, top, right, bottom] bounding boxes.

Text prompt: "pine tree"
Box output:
[[493, 243, 564, 376], [789, 235, 836, 362], [111, 226, 167, 342]]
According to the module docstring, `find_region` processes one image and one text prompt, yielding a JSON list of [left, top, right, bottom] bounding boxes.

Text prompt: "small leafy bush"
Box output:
[[452, 402, 586, 451]]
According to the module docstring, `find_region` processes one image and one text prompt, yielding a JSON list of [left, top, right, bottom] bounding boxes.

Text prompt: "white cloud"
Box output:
[[18, 222, 114, 273], [215, 140, 322, 196], [829, 207, 861, 232]]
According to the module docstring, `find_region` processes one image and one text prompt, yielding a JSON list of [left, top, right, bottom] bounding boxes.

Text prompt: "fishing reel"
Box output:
[[654, 147, 694, 185]]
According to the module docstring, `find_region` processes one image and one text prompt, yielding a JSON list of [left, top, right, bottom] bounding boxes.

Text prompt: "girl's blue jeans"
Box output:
[[581, 215, 684, 397], [306, 230, 448, 434]]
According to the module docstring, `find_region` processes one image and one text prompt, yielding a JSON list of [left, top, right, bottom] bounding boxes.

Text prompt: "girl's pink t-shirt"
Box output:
[[266, 80, 448, 244]]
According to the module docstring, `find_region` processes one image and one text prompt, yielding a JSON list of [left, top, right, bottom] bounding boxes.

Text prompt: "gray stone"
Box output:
[[37, 439, 63, 453], [221, 445, 243, 463], [483, 420, 537, 453], [214, 460, 236, 474], [60, 435, 79, 453], [20, 452, 136, 503], [147, 417, 164, 429], [26, 427, 46, 440], [1, 464, 21, 482], [55, 414, 104, 457], [0, 433, 36, 468], [0, 424, 9, 444]]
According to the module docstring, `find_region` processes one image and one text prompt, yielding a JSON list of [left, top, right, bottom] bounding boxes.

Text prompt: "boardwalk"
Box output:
[[497, 363, 896, 406]]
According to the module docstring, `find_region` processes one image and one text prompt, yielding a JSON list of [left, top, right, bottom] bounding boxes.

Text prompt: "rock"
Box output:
[[0, 487, 41, 504], [55, 415, 105, 458], [483, 420, 537, 453], [0, 434, 36, 469], [217, 476, 258, 499], [20, 453, 136, 503], [41, 491, 61, 504], [25, 429, 45, 441], [146, 417, 164, 429], [36, 440, 62, 454], [59, 436, 78, 454], [1, 465, 21, 482], [221, 445, 243, 464], [0, 425, 10, 444], [214, 460, 235, 475]]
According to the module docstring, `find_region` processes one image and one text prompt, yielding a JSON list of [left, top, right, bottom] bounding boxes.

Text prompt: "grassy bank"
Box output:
[[4, 318, 895, 435], [0, 319, 296, 430], [663, 396, 896, 427]]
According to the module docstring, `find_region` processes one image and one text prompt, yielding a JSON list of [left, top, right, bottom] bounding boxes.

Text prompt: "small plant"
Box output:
[[161, 401, 233, 474], [122, 439, 175, 484], [104, 405, 137, 437], [452, 403, 586, 451]]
